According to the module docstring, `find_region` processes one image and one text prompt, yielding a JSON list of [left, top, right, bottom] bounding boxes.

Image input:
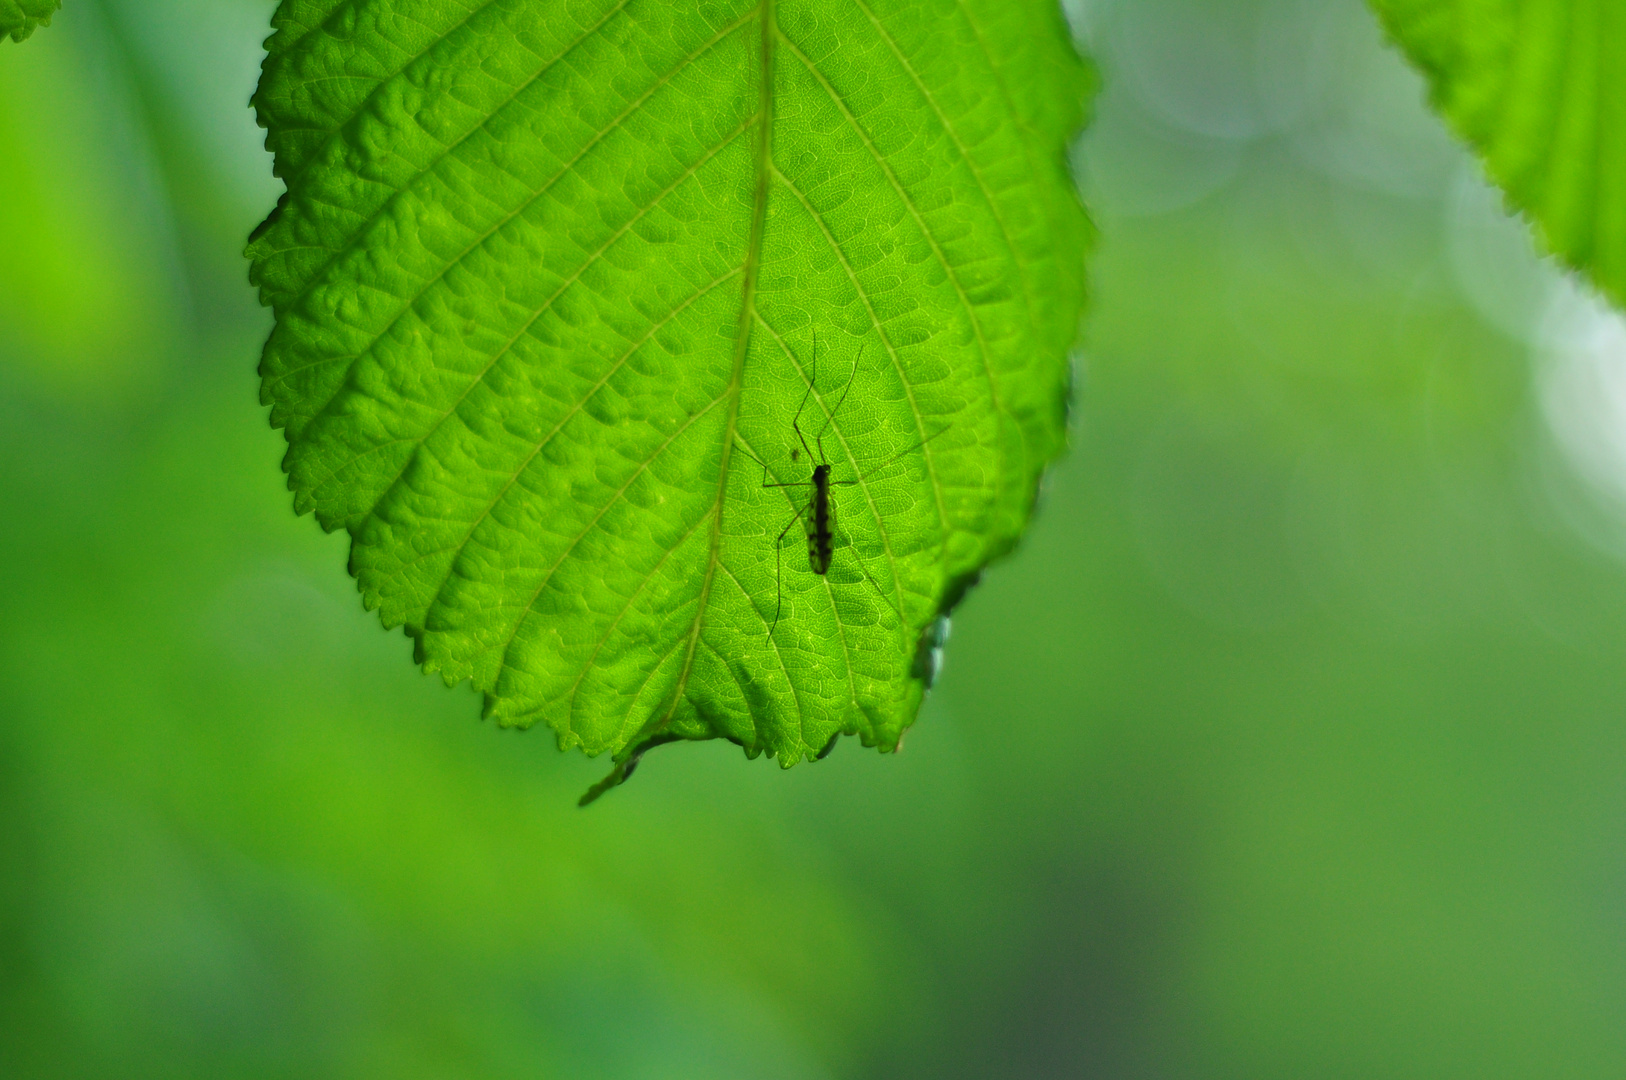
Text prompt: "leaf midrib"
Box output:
[[629, 0, 777, 756]]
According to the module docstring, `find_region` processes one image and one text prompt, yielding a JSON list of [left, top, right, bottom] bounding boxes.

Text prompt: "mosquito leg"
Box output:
[[768, 507, 807, 638], [880, 424, 951, 476], [817, 341, 863, 464]]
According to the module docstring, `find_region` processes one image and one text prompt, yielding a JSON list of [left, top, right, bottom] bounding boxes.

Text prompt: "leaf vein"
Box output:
[[405, 264, 745, 626], [747, 315, 911, 644], [770, 163, 951, 552], [489, 390, 731, 695], [629, 0, 777, 757], [265, 5, 752, 418], [779, 27, 1003, 492], [858, 0, 1043, 332], [334, 114, 755, 531], [712, 563, 794, 750], [564, 506, 718, 733]]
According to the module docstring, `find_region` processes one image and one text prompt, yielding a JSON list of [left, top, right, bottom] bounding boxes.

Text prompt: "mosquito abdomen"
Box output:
[[808, 463, 835, 574]]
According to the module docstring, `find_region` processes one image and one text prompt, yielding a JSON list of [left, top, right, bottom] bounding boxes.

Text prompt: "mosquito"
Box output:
[[738, 331, 938, 639]]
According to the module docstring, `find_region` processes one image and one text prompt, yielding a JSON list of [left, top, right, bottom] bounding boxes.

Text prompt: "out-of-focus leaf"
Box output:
[[249, 0, 1092, 787], [1, 0, 58, 43], [1371, 0, 1626, 307]]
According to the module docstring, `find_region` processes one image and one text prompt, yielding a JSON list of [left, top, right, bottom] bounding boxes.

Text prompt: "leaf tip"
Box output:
[[576, 734, 685, 806], [577, 763, 628, 807]]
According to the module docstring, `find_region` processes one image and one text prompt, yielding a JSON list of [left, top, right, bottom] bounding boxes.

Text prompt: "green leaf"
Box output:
[[1370, 0, 1626, 308], [1, 0, 59, 43], [249, 0, 1091, 784]]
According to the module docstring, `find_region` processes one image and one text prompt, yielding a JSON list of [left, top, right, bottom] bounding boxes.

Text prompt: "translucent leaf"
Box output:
[[1, 0, 59, 43], [1371, 0, 1626, 308], [249, 0, 1092, 789]]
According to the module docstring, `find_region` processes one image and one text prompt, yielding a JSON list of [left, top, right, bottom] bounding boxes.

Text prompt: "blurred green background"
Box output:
[[5, 0, 1626, 1076]]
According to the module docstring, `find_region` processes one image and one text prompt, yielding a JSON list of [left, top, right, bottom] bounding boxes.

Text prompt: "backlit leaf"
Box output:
[[249, 0, 1092, 790]]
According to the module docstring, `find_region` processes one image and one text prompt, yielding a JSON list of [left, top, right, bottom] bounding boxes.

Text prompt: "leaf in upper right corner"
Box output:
[[1369, 0, 1626, 308], [1, 0, 59, 43]]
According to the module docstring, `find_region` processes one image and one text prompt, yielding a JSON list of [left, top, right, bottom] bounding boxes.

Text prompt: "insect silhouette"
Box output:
[[739, 331, 937, 639]]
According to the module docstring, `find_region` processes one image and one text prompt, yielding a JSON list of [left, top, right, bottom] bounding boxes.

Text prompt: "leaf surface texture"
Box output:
[[251, 0, 1091, 768]]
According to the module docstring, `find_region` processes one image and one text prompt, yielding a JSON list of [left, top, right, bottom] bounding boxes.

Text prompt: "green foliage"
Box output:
[[249, 0, 1092, 782], [1371, 0, 1626, 308], [0, 0, 58, 43]]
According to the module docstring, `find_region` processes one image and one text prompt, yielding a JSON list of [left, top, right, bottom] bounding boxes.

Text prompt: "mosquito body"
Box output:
[[740, 331, 946, 639], [733, 331, 876, 635], [802, 460, 835, 576], [755, 334, 863, 636]]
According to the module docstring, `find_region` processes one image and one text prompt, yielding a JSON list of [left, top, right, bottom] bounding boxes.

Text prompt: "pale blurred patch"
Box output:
[[1069, 0, 1462, 222], [1071, 81, 1242, 219], [1284, 0, 1458, 201], [102, 0, 279, 215], [1449, 166, 1564, 344], [1535, 283, 1626, 553]]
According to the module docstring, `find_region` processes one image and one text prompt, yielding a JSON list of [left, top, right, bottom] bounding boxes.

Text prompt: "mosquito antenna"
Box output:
[[817, 342, 863, 464], [830, 422, 953, 488], [767, 507, 806, 638], [882, 421, 951, 466], [790, 329, 817, 464]]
